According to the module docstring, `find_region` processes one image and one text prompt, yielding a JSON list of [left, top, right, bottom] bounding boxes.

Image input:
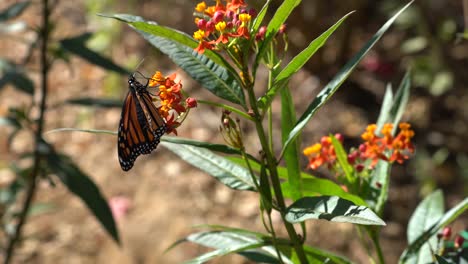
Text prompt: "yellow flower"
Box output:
[[238, 13, 251, 26], [303, 143, 322, 156], [193, 29, 205, 40], [195, 1, 207, 12], [215, 21, 226, 32]]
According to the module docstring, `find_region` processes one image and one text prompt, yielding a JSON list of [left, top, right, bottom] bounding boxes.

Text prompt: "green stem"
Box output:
[[197, 100, 254, 121], [244, 83, 308, 264], [4, 0, 49, 263], [369, 228, 385, 264]]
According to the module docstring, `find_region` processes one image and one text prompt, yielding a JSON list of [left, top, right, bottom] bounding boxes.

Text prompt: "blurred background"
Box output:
[[0, 0, 467, 263]]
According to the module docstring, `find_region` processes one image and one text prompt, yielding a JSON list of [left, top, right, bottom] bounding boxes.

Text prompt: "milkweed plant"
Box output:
[[1, 0, 467, 263]]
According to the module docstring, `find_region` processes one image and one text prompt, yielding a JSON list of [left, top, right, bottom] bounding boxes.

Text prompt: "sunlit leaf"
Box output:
[[101, 14, 245, 106], [282, 1, 414, 153], [258, 12, 353, 108], [400, 197, 468, 263], [285, 196, 385, 225], [406, 190, 444, 264], [161, 142, 257, 191]]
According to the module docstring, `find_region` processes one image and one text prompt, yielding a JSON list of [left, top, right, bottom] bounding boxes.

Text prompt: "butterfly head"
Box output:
[[128, 73, 137, 85]]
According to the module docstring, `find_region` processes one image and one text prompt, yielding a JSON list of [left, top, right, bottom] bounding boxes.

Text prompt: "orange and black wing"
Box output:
[[117, 90, 166, 171]]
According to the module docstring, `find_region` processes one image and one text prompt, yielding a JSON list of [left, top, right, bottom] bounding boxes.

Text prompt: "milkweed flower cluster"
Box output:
[[193, 0, 255, 53], [303, 123, 415, 173], [149, 71, 197, 134]]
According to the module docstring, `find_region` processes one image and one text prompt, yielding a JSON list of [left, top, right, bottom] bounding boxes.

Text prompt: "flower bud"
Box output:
[[186, 97, 197, 108], [206, 20, 215, 32], [256, 26, 266, 40], [454, 235, 464, 248], [279, 23, 287, 34], [335, 133, 344, 142], [355, 164, 364, 172], [197, 19, 207, 30], [248, 8, 257, 18], [347, 152, 357, 165], [213, 11, 224, 23], [442, 227, 452, 240], [226, 10, 234, 19]]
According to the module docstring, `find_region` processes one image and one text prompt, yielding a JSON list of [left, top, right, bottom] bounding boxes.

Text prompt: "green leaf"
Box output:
[[182, 230, 292, 264], [330, 135, 355, 184], [282, 1, 414, 153], [301, 244, 353, 264], [44, 142, 119, 244], [259, 165, 273, 213], [161, 142, 257, 191], [279, 171, 367, 206], [285, 196, 385, 225], [0, 117, 20, 128], [0, 60, 34, 94], [162, 136, 241, 156], [66, 97, 122, 108], [0, 1, 30, 22], [280, 87, 302, 201], [254, 0, 301, 70], [399, 197, 468, 263], [258, 12, 353, 108], [59, 33, 129, 75], [251, 0, 271, 32], [434, 255, 451, 264], [375, 84, 393, 129], [45, 128, 116, 136], [406, 190, 444, 264], [102, 14, 245, 106], [366, 71, 411, 214]]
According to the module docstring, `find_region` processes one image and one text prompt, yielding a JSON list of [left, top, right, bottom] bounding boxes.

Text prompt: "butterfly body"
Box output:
[[118, 74, 166, 171]]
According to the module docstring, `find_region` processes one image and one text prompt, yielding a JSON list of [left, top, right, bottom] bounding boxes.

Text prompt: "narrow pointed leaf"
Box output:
[[300, 245, 353, 264], [254, 0, 301, 69], [400, 197, 468, 263], [282, 1, 414, 152], [285, 196, 385, 225], [162, 142, 257, 191], [185, 231, 293, 264], [330, 135, 355, 184], [60, 33, 129, 74], [0, 60, 34, 94], [280, 87, 302, 200], [101, 14, 245, 106], [43, 142, 119, 244], [0, 1, 30, 22], [66, 97, 122, 108], [258, 12, 353, 108], [366, 71, 411, 214], [279, 171, 367, 206], [406, 190, 444, 264], [251, 0, 272, 32]]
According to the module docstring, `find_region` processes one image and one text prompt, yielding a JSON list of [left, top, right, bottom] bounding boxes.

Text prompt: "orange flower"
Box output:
[[148, 71, 195, 134], [303, 136, 338, 170], [303, 123, 415, 172], [192, 0, 255, 53]]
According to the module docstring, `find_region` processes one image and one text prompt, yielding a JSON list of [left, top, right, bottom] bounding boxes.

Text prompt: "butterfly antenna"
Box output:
[[134, 58, 145, 72]]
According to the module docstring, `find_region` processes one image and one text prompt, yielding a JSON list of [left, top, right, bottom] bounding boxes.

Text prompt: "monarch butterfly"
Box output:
[[118, 73, 167, 171]]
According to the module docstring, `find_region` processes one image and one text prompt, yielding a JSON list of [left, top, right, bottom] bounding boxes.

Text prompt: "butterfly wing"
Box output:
[[118, 89, 166, 171]]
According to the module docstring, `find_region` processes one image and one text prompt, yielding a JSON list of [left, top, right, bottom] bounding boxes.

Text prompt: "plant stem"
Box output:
[[3, 0, 49, 263], [197, 100, 254, 121], [244, 82, 308, 263], [369, 228, 385, 264]]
